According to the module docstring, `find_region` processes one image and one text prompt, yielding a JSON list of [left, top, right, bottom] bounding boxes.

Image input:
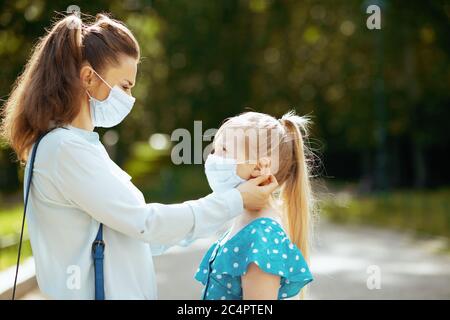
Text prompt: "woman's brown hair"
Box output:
[[0, 13, 140, 162]]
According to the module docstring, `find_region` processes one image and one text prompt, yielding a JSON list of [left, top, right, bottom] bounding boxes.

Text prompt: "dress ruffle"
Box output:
[[194, 217, 313, 299]]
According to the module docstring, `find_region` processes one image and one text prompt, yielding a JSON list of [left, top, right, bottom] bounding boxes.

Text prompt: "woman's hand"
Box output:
[[237, 175, 278, 211]]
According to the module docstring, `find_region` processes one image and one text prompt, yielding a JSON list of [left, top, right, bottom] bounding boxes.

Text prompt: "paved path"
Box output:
[[20, 220, 450, 300], [307, 220, 450, 299]]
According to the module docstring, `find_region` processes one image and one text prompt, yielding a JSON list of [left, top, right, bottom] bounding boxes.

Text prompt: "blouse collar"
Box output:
[[63, 125, 100, 144]]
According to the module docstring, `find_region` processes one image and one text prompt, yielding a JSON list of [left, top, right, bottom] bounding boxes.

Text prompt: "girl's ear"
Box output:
[[251, 157, 271, 177]]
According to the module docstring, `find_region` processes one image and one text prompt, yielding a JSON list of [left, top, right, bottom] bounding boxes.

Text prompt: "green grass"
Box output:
[[0, 204, 32, 271], [0, 205, 24, 235], [322, 187, 450, 239]]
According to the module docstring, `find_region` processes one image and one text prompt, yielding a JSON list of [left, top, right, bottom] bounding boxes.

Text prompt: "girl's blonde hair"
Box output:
[[216, 110, 317, 298]]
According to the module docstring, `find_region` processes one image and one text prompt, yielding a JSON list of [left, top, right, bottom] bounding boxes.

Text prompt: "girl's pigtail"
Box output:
[[279, 111, 314, 299]]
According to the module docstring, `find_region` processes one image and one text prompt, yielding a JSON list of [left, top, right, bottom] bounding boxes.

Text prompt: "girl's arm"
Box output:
[[241, 263, 280, 300]]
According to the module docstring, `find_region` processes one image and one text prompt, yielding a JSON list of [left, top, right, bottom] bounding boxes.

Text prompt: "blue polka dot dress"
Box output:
[[194, 217, 314, 300]]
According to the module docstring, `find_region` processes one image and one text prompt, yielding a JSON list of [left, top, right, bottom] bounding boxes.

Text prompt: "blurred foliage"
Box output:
[[0, 205, 31, 270], [123, 141, 169, 180], [0, 0, 449, 195], [0, 239, 31, 271], [0, 204, 23, 234], [323, 187, 450, 239]]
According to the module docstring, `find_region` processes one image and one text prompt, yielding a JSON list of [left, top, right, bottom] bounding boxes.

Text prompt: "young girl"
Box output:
[[195, 111, 315, 300]]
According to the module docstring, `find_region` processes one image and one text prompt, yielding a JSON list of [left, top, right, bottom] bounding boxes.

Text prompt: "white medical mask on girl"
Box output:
[[86, 68, 136, 128], [204, 153, 247, 192]]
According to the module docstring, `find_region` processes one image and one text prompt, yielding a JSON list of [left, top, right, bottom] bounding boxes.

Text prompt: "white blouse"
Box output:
[[24, 125, 243, 299]]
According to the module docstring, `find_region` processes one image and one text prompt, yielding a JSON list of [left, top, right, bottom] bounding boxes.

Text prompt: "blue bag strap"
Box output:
[[92, 223, 105, 300], [12, 131, 49, 300]]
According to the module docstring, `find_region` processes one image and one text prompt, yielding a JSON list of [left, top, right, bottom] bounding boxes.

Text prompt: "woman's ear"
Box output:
[[80, 65, 96, 89], [251, 157, 271, 177]]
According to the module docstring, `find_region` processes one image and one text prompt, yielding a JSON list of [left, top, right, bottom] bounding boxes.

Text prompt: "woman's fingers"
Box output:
[[237, 174, 279, 211], [260, 174, 278, 194], [248, 174, 270, 186]]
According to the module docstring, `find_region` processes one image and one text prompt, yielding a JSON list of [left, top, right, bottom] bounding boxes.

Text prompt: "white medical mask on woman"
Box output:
[[204, 153, 247, 192], [86, 68, 136, 128]]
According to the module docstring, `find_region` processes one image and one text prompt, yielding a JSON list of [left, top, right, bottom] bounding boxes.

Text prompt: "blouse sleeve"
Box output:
[[53, 138, 243, 247]]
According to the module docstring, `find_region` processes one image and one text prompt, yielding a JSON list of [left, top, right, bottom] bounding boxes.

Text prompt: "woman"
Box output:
[[0, 14, 277, 299]]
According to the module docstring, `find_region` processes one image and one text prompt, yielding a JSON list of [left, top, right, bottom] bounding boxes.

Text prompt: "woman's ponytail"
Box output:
[[1, 15, 84, 162]]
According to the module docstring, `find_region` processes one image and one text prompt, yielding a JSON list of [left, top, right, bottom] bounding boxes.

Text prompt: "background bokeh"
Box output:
[[0, 0, 449, 299]]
